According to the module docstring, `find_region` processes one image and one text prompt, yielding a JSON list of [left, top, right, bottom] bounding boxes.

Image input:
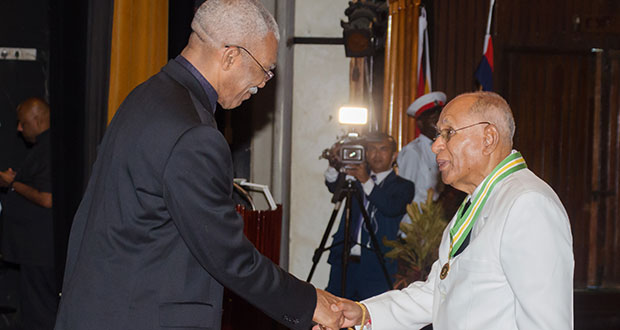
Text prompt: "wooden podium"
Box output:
[[221, 204, 285, 330]]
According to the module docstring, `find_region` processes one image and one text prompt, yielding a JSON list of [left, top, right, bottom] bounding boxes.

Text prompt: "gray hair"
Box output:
[[462, 91, 515, 144], [191, 0, 280, 48]]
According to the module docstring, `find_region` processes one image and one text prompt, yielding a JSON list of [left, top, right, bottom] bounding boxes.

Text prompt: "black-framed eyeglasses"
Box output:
[[434, 121, 492, 142], [225, 44, 274, 82]]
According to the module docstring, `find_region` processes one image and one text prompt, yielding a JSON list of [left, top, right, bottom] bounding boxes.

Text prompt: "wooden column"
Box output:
[[381, 0, 420, 149]]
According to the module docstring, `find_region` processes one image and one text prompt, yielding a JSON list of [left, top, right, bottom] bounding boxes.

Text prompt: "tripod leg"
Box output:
[[306, 200, 344, 283], [354, 192, 394, 291], [340, 189, 354, 297]]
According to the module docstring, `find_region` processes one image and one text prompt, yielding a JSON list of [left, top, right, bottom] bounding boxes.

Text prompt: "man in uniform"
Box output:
[[333, 92, 574, 330]]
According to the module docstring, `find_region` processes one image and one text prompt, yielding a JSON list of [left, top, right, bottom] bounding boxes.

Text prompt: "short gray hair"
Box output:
[[462, 91, 515, 144], [191, 0, 280, 48]]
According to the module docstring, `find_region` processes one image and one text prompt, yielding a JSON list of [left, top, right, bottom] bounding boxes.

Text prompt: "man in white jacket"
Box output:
[[333, 91, 574, 330]]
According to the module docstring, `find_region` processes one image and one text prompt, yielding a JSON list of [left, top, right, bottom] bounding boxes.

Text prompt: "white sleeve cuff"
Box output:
[[324, 166, 339, 183]]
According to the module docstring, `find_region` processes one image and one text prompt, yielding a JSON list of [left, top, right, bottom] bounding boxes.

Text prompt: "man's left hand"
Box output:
[[0, 168, 16, 188]]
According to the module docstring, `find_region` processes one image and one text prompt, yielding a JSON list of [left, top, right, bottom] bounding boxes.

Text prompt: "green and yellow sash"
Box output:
[[448, 152, 527, 258]]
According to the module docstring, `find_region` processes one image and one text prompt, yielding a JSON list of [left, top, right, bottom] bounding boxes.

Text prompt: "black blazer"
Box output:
[[325, 171, 414, 271], [55, 59, 316, 330]]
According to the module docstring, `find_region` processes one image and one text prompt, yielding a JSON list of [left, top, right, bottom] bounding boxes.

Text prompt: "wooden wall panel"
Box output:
[[603, 51, 620, 287], [429, 0, 488, 99], [504, 51, 595, 285]]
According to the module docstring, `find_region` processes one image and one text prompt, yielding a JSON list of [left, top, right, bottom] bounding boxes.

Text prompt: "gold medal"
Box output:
[[440, 262, 450, 280]]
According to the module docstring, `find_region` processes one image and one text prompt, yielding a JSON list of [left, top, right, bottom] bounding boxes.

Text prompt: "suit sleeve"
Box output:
[[162, 125, 316, 330], [500, 192, 574, 329], [367, 177, 414, 217], [362, 260, 437, 329]]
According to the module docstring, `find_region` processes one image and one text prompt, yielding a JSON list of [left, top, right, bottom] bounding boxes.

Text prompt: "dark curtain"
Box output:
[[49, 0, 113, 285]]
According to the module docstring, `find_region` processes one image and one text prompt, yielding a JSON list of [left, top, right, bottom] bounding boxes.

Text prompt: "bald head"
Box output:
[[457, 91, 515, 148], [17, 97, 50, 143]]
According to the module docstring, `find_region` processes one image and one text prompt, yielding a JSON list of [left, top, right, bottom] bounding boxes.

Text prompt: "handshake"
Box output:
[[312, 288, 369, 330]]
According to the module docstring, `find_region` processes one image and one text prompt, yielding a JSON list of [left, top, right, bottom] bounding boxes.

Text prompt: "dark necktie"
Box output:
[[453, 199, 472, 257], [352, 175, 377, 240]]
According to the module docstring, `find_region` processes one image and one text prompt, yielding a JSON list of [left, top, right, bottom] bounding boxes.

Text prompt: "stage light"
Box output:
[[338, 106, 368, 125], [341, 0, 388, 57]]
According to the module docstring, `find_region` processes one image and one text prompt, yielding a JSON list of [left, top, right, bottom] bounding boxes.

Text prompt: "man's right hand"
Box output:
[[312, 288, 344, 330], [337, 299, 364, 328], [311, 297, 364, 330]]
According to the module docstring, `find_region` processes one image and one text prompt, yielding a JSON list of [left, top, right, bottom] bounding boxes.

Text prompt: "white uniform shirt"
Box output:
[[397, 134, 441, 205], [363, 164, 574, 330]]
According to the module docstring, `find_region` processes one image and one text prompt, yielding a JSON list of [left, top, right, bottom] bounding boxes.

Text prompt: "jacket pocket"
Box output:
[[159, 302, 214, 328]]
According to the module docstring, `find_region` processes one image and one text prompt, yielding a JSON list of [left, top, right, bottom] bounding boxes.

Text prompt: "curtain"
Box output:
[[381, 0, 421, 149], [107, 0, 169, 123]]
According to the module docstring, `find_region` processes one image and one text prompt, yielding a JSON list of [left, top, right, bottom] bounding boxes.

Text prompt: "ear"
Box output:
[[221, 46, 239, 71], [481, 124, 500, 155]]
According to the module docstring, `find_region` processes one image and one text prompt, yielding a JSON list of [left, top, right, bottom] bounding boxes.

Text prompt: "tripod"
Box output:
[[307, 174, 393, 296]]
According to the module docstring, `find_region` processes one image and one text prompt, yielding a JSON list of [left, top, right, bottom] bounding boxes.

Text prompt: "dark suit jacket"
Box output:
[[326, 171, 414, 277], [54, 60, 316, 330]]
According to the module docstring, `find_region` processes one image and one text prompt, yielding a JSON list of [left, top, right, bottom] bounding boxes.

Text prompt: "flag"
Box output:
[[475, 0, 495, 91], [416, 7, 431, 98]]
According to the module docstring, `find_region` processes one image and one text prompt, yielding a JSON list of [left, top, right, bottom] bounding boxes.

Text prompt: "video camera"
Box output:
[[320, 132, 366, 171]]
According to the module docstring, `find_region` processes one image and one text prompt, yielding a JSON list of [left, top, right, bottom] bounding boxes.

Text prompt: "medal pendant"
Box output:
[[440, 262, 450, 280]]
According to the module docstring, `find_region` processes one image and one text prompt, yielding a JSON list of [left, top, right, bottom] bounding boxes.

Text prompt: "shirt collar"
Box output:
[[174, 55, 218, 113], [370, 169, 393, 185], [468, 149, 520, 200]]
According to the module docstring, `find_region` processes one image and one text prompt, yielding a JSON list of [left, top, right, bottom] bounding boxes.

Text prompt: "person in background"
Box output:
[[324, 132, 414, 301], [0, 97, 56, 330], [397, 91, 446, 207]]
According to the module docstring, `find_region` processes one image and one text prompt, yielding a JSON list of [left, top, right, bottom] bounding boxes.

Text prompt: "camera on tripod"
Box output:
[[320, 106, 369, 171]]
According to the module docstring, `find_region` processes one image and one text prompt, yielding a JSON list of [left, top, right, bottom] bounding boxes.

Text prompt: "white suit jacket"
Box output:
[[363, 168, 574, 330]]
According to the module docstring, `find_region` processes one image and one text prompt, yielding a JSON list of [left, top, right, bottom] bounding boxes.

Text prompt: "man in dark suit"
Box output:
[[0, 97, 56, 330], [324, 132, 414, 301], [54, 1, 341, 329]]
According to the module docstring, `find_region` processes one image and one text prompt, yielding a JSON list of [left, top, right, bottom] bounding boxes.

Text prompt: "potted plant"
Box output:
[[383, 189, 449, 289]]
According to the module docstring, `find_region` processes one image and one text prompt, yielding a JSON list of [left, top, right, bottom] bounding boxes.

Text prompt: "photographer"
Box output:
[[323, 132, 414, 300]]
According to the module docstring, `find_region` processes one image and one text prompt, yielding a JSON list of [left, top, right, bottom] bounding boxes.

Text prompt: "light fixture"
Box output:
[[338, 106, 368, 125]]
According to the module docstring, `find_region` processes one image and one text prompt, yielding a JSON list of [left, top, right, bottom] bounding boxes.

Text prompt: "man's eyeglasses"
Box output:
[[434, 122, 492, 142], [225, 44, 274, 82]]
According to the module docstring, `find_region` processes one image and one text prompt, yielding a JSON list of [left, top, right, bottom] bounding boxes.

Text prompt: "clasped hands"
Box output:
[[0, 168, 16, 188], [313, 288, 367, 330]]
